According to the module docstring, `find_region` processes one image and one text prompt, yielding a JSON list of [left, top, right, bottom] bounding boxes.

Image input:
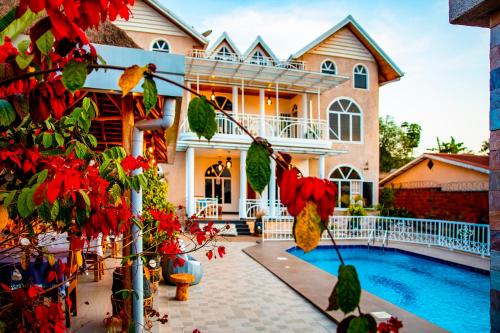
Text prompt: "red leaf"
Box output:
[[217, 246, 225, 258], [0, 283, 11, 292], [33, 181, 48, 206], [300, 178, 314, 201], [279, 169, 298, 206], [196, 231, 206, 245], [206, 250, 213, 260], [312, 178, 326, 202], [47, 175, 63, 204], [28, 285, 43, 299]]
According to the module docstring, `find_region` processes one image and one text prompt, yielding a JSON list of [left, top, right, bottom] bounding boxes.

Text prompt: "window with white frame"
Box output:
[[353, 65, 368, 89], [329, 166, 367, 208], [321, 60, 336, 75], [250, 50, 267, 65], [205, 164, 231, 204], [151, 39, 170, 53], [215, 46, 233, 61], [328, 98, 362, 142]]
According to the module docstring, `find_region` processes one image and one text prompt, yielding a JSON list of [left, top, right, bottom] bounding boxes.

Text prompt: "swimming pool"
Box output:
[[288, 245, 489, 333]]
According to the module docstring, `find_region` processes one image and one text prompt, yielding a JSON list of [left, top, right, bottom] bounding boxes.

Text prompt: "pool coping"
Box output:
[[242, 240, 487, 333]]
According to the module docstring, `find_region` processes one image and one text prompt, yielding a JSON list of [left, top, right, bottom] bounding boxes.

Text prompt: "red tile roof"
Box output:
[[425, 153, 489, 170]]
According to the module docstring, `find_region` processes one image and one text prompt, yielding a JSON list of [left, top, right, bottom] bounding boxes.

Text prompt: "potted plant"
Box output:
[[142, 164, 175, 291], [254, 210, 265, 236]]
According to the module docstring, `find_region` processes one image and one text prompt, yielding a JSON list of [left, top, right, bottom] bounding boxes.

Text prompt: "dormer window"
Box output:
[[353, 64, 368, 89], [321, 60, 336, 75], [250, 51, 267, 65], [151, 39, 170, 53], [215, 46, 233, 61]]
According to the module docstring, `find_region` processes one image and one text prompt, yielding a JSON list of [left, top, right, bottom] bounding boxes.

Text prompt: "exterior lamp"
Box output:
[[226, 157, 232, 169], [148, 146, 154, 153], [211, 90, 216, 101], [217, 160, 223, 172], [267, 96, 272, 106]]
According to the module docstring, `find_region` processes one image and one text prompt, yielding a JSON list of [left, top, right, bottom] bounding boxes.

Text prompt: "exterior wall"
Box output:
[[385, 159, 489, 186], [299, 53, 380, 202], [123, 30, 201, 55], [391, 188, 489, 224], [159, 151, 186, 208]]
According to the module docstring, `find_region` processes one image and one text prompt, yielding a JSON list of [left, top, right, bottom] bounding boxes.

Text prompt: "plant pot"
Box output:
[[111, 267, 152, 316], [162, 255, 203, 285]]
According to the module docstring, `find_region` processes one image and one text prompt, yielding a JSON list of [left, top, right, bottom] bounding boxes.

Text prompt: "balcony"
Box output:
[[185, 50, 349, 93], [179, 113, 331, 149]]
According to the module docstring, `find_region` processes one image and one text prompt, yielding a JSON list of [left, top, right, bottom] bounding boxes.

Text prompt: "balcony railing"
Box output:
[[262, 215, 490, 256], [189, 49, 307, 71], [194, 198, 218, 219], [181, 113, 329, 141]]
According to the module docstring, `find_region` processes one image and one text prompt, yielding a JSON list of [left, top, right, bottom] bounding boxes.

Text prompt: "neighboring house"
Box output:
[[114, 0, 403, 218], [380, 153, 490, 223]]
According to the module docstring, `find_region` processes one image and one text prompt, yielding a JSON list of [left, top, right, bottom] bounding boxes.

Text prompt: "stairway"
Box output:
[[193, 219, 251, 236]]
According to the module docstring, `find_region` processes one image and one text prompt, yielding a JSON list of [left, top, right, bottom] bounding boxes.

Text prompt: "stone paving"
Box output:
[[158, 241, 336, 333]]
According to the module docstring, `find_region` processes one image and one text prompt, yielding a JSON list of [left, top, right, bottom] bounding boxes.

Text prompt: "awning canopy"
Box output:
[[185, 56, 349, 94]]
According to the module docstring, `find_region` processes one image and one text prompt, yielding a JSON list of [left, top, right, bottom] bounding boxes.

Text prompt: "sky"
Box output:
[[161, 0, 490, 153]]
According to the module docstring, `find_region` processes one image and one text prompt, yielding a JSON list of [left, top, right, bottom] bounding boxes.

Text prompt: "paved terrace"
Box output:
[[73, 240, 336, 332]]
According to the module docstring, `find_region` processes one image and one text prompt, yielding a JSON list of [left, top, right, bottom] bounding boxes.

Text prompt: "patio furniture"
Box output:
[[85, 234, 104, 282], [170, 273, 195, 301], [162, 254, 203, 285]]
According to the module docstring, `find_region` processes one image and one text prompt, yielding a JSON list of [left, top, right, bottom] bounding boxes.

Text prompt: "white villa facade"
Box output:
[[114, 0, 403, 219]]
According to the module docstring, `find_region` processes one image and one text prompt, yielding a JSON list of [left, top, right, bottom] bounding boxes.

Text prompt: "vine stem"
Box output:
[[0, 63, 346, 267]]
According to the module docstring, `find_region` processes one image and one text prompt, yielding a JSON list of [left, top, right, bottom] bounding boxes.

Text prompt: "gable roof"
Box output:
[[207, 32, 241, 55], [243, 35, 278, 60], [380, 153, 490, 186], [293, 15, 403, 85], [143, 0, 208, 45]]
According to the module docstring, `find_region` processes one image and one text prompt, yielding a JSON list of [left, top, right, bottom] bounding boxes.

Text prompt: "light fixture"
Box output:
[[217, 160, 223, 172], [226, 157, 232, 169], [148, 146, 154, 153], [211, 90, 216, 101], [267, 96, 272, 106]]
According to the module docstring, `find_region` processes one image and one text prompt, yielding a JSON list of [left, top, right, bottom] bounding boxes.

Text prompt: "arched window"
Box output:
[[329, 166, 362, 208], [321, 60, 336, 75], [205, 164, 231, 204], [215, 46, 233, 61], [250, 50, 267, 65], [328, 98, 362, 142], [353, 64, 368, 89], [151, 39, 170, 53]]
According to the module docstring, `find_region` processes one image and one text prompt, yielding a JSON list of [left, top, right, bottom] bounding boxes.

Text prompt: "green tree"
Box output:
[[432, 136, 470, 154], [379, 116, 422, 172], [480, 140, 489, 154]]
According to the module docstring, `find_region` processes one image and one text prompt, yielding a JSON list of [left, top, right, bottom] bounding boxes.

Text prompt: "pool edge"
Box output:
[[243, 241, 450, 333]]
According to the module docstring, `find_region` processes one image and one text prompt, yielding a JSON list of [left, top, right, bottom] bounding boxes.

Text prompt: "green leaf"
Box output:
[[12, 94, 28, 117], [35, 30, 54, 55], [17, 40, 30, 53], [187, 96, 217, 141], [99, 157, 112, 176], [0, 9, 42, 42], [86, 134, 97, 148], [326, 283, 339, 311], [50, 200, 59, 220], [0, 8, 16, 32], [336, 265, 361, 314], [74, 142, 87, 159], [15, 53, 33, 70], [78, 190, 91, 207], [347, 316, 375, 333], [337, 315, 356, 333], [17, 188, 35, 218], [54, 133, 64, 147], [142, 77, 158, 112], [0, 99, 16, 126], [42, 132, 53, 148], [36, 169, 48, 185], [246, 140, 271, 194], [62, 60, 88, 93], [3, 190, 16, 207]]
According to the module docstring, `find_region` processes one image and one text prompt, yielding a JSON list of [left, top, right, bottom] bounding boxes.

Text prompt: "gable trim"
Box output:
[[293, 15, 403, 84], [207, 32, 241, 55], [243, 35, 278, 60]]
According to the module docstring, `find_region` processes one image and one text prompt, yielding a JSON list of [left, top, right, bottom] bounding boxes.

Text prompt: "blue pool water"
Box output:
[[288, 246, 489, 333]]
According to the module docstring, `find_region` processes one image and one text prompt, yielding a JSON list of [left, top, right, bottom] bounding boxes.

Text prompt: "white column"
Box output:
[[186, 147, 195, 216], [319, 155, 326, 179], [269, 158, 276, 216], [241, 79, 245, 116], [259, 88, 265, 136], [232, 86, 238, 116], [239, 150, 247, 219], [275, 83, 279, 118], [302, 93, 308, 137]]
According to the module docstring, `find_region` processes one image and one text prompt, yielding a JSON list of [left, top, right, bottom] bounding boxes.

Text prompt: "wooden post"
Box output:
[[121, 94, 134, 325]]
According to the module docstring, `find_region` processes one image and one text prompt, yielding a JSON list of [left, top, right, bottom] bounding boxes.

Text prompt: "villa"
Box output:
[[111, 0, 403, 220]]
